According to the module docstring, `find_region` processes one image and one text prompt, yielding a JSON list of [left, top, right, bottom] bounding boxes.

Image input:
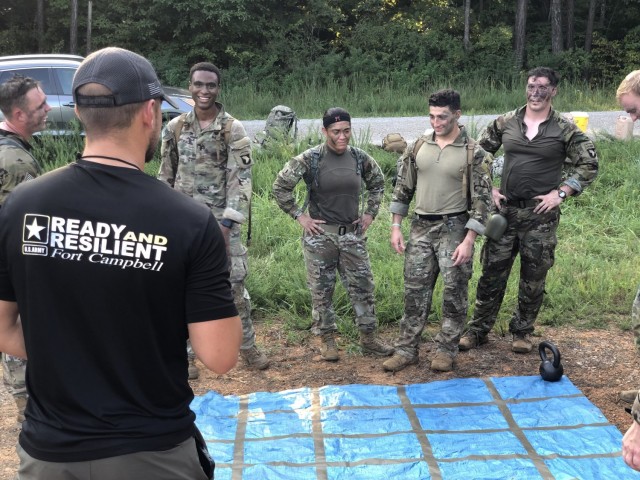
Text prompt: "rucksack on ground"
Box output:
[[254, 105, 298, 145], [382, 133, 407, 153]]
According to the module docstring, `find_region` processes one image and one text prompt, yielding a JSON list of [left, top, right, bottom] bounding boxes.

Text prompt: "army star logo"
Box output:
[[22, 214, 50, 244]]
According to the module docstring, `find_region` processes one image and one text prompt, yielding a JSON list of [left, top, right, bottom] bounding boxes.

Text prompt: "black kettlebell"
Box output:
[[539, 341, 563, 382]]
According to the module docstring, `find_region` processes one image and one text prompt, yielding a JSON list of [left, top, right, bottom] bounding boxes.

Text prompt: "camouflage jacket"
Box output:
[[0, 130, 42, 206], [479, 106, 598, 195], [158, 103, 252, 224], [272, 144, 385, 220], [390, 126, 493, 235]]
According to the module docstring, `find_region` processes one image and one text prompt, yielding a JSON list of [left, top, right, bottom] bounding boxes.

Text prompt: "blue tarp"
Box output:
[[191, 375, 639, 479]]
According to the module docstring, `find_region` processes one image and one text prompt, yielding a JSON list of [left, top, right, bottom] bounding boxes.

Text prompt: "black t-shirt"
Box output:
[[0, 159, 237, 462]]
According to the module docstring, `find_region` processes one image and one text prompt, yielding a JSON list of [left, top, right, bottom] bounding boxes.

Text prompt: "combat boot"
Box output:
[[620, 390, 639, 405], [430, 351, 454, 372], [458, 332, 488, 351], [320, 333, 339, 362], [382, 352, 418, 372], [188, 358, 199, 380], [241, 345, 270, 370], [512, 333, 533, 354], [360, 332, 394, 357]]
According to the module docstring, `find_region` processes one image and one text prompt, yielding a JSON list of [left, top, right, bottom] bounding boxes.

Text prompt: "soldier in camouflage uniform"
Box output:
[[159, 62, 269, 374], [0, 74, 51, 424], [272, 107, 393, 361], [382, 89, 492, 373], [614, 70, 640, 409], [459, 67, 599, 354]]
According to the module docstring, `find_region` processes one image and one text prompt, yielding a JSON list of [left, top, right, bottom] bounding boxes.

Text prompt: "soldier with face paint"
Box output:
[[272, 107, 393, 362], [459, 67, 599, 354], [383, 89, 493, 373]]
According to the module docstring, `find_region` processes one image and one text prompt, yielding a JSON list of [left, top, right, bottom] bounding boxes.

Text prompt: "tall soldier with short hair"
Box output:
[[272, 108, 393, 361], [383, 89, 493, 373], [0, 74, 51, 425], [459, 67, 598, 354]]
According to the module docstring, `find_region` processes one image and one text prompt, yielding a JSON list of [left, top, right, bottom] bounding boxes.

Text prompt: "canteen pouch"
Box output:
[[194, 425, 215, 479]]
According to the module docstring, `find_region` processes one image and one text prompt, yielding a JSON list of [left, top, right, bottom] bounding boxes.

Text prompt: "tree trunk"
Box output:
[[86, 0, 92, 55], [36, 0, 45, 53], [464, 0, 471, 51], [565, 0, 574, 49], [598, 0, 606, 29], [514, 0, 527, 70], [585, 0, 597, 52], [550, 0, 563, 54], [70, 0, 78, 54]]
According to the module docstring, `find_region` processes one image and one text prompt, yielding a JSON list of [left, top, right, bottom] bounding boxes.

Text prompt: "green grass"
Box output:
[[32, 113, 640, 342]]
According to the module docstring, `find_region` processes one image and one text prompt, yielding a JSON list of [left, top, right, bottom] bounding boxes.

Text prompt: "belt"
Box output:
[[505, 199, 539, 208], [416, 211, 468, 221], [322, 223, 358, 235]]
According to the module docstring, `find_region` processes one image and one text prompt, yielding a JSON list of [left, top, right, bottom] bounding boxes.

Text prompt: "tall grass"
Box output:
[[32, 113, 639, 341], [221, 76, 619, 120]]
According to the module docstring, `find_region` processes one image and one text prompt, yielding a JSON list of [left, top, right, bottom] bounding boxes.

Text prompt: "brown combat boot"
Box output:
[[320, 333, 339, 361], [360, 332, 394, 357], [431, 351, 454, 372], [188, 358, 199, 380], [241, 345, 270, 370], [382, 352, 418, 372], [458, 332, 488, 351], [620, 390, 639, 405], [512, 333, 533, 353]]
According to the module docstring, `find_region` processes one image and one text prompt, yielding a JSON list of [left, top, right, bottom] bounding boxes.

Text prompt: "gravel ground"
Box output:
[[243, 110, 638, 146]]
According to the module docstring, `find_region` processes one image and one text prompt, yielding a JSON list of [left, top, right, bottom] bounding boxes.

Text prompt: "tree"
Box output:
[[565, 0, 574, 49], [585, 0, 598, 52], [550, 0, 563, 54], [70, 0, 78, 54], [37, 0, 45, 52], [464, 0, 471, 51], [514, 0, 528, 70]]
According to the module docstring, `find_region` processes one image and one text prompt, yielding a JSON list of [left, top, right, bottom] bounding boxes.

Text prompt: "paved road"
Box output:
[[243, 111, 637, 146]]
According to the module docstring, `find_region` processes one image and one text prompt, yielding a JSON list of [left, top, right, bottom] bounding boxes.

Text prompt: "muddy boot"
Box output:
[[360, 332, 394, 357], [320, 333, 339, 362], [458, 332, 488, 351], [430, 351, 453, 372], [14, 395, 27, 426], [620, 390, 639, 405], [512, 333, 533, 354], [188, 358, 199, 380], [241, 345, 270, 370], [382, 352, 418, 372]]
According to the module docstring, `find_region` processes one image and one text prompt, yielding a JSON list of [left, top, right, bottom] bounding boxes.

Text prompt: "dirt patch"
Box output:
[[0, 323, 637, 479]]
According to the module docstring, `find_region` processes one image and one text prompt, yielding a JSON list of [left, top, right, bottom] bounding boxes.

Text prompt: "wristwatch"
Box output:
[[293, 209, 303, 220], [220, 218, 235, 228], [557, 189, 567, 200]]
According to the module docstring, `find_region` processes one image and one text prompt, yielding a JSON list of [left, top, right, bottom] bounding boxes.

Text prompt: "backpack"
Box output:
[[255, 105, 298, 145], [382, 133, 407, 153], [300, 145, 367, 214]]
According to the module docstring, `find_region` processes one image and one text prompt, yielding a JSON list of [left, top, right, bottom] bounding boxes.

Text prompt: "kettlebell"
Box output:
[[539, 341, 563, 382], [485, 213, 507, 241]]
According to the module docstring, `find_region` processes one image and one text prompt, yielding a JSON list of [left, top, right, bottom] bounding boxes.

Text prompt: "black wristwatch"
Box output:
[[220, 218, 235, 228], [557, 189, 567, 200]]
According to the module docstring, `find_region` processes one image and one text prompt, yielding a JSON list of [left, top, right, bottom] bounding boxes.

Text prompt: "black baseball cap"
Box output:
[[73, 47, 179, 109]]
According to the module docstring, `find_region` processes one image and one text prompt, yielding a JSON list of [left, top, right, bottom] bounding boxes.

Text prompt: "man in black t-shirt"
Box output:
[[0, 47, 241, 480]]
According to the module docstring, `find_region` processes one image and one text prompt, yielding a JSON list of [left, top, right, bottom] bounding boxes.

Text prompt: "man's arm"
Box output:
[[389, 140, 418, 218], [466, 145, 494, 235], [188, 316, 242, 374], [157, 120, 180, 187], [0, 146, 42, 203], [360, 151, 385, 220], [224, 120, 252, 224], [0, 300, 25, 358], [562, 123, 599, 195]]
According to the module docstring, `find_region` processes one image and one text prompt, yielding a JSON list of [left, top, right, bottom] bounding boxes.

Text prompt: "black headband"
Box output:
[[323, 112, 351, 128]]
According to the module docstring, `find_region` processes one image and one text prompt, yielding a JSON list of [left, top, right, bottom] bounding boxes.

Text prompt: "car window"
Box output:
[[0, 68, 55, 95], [53, 67, 77, 95]]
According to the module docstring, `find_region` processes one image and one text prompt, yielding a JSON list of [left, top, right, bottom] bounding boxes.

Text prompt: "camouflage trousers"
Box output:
[[302, 231, 377, 335], [632, 285, 640, 354], [394, 214, 473, 358], [468, 206, 559, 336], [2, 353, 27, 419], [188, 235, 255, 359]]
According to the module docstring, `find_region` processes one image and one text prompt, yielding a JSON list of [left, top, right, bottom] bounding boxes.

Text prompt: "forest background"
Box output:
[[2, 0, 640, 118]]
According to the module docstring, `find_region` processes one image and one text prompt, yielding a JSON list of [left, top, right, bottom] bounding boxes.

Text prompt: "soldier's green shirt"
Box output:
[[390, 126, 493, 235], [479, 106, 599, 199], [158, 103, 252, 224], [0, 130, 42, 206], [272, 143, 384, 220]]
